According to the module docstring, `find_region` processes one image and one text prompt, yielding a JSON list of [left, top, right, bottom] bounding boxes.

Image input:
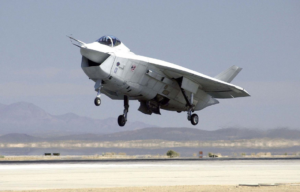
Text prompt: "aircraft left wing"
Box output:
[[146, 58, 250, 99]]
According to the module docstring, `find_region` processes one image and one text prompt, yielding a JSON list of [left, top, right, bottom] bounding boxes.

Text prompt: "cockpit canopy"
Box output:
[[97, 35, 121, 47]]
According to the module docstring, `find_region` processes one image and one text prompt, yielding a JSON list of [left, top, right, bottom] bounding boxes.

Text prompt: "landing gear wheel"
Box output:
[[191, 114, 198, 125], [118, 115, 126, 127], [94, 98, 101, 106]]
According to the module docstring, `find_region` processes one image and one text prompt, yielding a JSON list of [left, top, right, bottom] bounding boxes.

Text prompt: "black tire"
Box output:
[[118, 115, 126, 126], [191, 114, 199, 125], [94, 98, 101, 106]]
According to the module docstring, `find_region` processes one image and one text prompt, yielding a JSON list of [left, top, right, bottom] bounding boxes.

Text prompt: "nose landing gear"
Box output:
[[94, 80, 102, 107], [118, 95, 129, 127], [94, 97, 101, 106], [94, 89, 101, 106]]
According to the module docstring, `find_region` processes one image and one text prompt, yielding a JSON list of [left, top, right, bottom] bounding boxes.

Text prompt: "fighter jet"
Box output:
[[68, 35, 250, 127]]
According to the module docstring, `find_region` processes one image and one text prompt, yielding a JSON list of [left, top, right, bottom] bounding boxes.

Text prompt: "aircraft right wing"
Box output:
[[146, 58, 250, 99]]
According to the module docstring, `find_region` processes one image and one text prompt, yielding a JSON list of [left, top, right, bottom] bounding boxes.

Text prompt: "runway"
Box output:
[[1, 157, 300, 164], [0, 159, 300, 190]]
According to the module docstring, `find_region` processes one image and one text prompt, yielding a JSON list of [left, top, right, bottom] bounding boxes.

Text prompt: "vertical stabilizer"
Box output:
[[215, 65, 242, 83]]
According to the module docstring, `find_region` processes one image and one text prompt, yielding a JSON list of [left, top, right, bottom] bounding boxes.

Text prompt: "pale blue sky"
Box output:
[[0, 0, 299, 129]]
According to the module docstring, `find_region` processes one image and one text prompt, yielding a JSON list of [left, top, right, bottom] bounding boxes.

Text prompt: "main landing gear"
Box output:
[[175, 78, 199, 126], [187, 108, 199, 125], [118, 95, 129, 127], [184, 91, 199, 126]]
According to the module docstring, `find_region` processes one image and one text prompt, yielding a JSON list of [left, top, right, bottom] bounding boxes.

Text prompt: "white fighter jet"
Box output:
[[68, 35, 250, 127]]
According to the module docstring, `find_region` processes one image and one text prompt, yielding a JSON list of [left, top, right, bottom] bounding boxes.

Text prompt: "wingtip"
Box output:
[[232, 65, 243, 71], [243, 89, 251, 97]]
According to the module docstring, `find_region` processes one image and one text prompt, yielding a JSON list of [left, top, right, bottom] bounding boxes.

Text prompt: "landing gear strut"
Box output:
[[176, 79, 199, 126], [94, 80, 102, 106], [118, 95, 129, 127]]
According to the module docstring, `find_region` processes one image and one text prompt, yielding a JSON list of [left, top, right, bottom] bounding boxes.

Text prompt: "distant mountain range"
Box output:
[[0, 102, 153, 136], [1, 102, 299, 144], [1, 127, 300, 143]]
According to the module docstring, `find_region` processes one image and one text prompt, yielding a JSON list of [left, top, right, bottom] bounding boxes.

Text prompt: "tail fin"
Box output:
[[215, 65, 242, 83]]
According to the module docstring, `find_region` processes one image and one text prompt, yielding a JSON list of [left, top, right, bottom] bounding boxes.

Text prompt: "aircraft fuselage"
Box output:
[[80, 42, 217, 113], [68, 35, 249, 126]]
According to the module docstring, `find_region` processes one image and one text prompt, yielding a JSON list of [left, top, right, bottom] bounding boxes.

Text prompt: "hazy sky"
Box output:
[[0, 1, 299, 129]]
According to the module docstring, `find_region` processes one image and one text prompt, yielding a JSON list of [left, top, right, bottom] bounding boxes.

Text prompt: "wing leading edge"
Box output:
[[147, 58, 250, 99]]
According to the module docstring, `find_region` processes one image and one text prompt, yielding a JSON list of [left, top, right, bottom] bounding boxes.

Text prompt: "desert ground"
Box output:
[[1, 185, 300, 192], [0, 160, 299, 192]]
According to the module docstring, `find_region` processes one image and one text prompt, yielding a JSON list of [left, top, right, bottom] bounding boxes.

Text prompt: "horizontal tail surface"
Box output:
[[215, 65, 242, 83]]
